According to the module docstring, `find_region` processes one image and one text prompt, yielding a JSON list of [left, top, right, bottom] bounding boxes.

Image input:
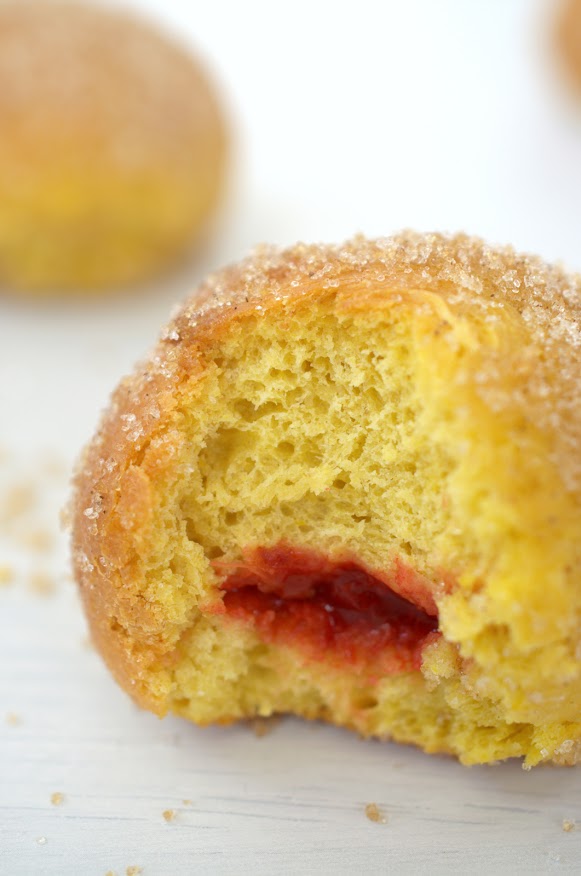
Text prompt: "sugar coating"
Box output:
[[72, 231, 581, 768], [0, 1, 217, 169], [158, 232, 581, 494], [555, 0, 581, 97], [0, 1, 227, 293]]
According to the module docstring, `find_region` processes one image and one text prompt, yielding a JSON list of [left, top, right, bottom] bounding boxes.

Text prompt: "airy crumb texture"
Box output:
[[72, 231, 581, 767], [365, 803, 387, 824], [50, 792, 65, 806], [162, 809, 176, 822], [562, 819, 576, 832]]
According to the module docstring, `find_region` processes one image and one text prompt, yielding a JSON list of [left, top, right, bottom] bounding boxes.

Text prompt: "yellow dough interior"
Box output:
[[0, 159, 219, 293], [124, 295, 581, 766]]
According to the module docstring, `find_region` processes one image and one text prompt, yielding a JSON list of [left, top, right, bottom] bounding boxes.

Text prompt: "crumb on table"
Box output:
[[0, 565, 14, 586], [0, 483, 37, 521], [365, 802, 387, 824], [162, 809, 176, 822], [5, 712, 21, 726], [182, 799, 192, 806], [562, 819, 576, 832], [126, 868, 142, 876], [19, 527, 54, 553], [28, 571, 56, 597], [250, 715, 282, 737], [50, 792, 65, 806]]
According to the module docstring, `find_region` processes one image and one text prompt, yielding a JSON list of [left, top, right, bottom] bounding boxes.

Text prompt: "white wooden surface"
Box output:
[[2, 1, 581, 873]]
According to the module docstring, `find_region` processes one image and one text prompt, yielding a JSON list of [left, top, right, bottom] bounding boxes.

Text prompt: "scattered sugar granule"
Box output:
[[162, 809, 176, 822], [556, 738, 576, 756], [562, 819, 575, 832], [28, 571, 57, 597], [126, 867, 142, 876], [365, 803, 387, 824], [50, 792, 65, 806], [0, 565, 14, 587], [36, 837, 47, 845]]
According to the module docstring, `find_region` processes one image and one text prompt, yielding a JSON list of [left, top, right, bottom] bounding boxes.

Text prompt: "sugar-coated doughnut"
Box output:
[[72, 232, 581, 766], [0, 2, 227, 294], [555, 0, 581, 97]]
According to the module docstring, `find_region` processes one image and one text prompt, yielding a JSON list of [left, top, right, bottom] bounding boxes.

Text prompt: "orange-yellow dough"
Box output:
[[556, 0, 581, 97], [72, 232, 581, 766], [0, 1, 227, 294]]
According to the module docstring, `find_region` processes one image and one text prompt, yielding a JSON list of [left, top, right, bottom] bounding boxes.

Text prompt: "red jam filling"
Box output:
[[213, 544, 439, 677]]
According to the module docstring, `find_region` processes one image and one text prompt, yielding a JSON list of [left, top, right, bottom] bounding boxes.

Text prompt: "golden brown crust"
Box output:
[[0, 1, 224, 171], [0, 0, 227, 291], [556, 0, 581, 97], [71, 231, 581, 711]]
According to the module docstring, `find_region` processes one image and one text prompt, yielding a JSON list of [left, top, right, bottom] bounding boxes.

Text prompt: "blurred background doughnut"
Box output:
[[555, 0, 581, 97], [0, 1, 228, 295]]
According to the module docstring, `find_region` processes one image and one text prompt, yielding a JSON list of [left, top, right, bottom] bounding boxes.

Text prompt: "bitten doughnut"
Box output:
[[72, 232, 581, 767], [0, 1, 227, 294]]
